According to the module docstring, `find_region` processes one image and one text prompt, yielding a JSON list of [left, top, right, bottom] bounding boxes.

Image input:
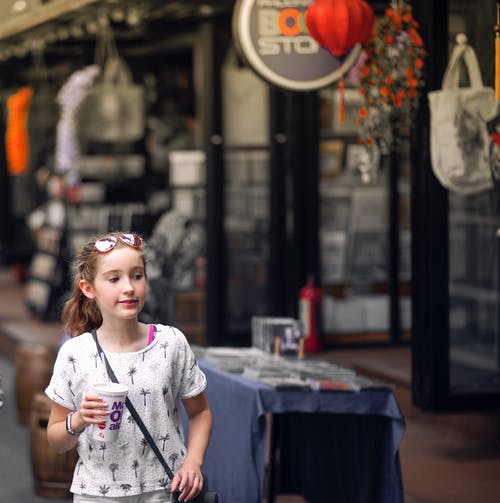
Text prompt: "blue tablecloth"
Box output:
[[192, 359, 405, 503]]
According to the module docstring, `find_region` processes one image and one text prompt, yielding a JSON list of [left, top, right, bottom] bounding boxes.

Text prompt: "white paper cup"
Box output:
[[91, 382, 128, 442]]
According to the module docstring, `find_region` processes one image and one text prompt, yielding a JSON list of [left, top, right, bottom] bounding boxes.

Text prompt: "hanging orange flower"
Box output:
[[393, 96, 403, 108], [360, 66, 371, 77], [413, 35, 423, 47]]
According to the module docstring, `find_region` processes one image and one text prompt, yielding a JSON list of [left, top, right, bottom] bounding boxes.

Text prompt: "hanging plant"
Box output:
[[356, 1, 426, 153]]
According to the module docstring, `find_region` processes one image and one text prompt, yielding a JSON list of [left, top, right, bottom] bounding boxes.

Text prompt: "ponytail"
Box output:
[[60, 236, 102, 337], [61, 276, 102, 337]]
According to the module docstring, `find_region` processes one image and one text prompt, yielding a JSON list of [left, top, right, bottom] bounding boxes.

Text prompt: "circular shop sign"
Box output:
[[232, 0, 361, 92]]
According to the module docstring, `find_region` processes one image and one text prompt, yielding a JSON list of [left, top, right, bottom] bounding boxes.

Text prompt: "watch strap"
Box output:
[[66, 411, 83, 436]]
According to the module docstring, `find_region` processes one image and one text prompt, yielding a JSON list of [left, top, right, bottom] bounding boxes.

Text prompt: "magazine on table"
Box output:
[[192, 345, 392, 391]]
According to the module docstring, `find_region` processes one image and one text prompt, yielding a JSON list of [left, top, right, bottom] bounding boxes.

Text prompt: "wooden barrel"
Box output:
[[30, 393, 78, 498], [15, 343, 55, 424]]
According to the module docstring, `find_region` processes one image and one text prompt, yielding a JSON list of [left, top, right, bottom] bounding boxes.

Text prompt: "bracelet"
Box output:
[[65, 411, 84, 436]]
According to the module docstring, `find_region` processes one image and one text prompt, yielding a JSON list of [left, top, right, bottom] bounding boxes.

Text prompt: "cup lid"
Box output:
[[92, 382, 128, 395]]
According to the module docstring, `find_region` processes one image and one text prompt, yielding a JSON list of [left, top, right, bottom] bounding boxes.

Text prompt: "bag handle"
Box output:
[[442, 33, 484, 90], [92, 25, 120, 85], [91, 329, 176, 481], [95, 26, 118, 66], [102, 56, 133, 86]]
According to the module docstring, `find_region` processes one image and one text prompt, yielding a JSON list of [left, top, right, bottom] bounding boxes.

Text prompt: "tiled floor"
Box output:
[[1, 267, 500, 502]]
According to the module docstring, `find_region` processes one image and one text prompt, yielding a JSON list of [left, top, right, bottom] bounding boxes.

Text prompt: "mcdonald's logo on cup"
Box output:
[[91, 383, 128, 442]]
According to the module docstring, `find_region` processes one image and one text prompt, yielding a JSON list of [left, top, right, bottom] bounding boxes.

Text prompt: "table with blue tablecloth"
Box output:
[[188, 355, 405, 503]]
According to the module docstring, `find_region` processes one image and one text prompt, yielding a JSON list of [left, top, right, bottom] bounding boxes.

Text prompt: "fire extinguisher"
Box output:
[[299, 276, 322, 354]]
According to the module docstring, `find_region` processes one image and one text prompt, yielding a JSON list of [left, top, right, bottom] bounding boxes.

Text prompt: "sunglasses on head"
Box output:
[[94, 234, 143, 253]]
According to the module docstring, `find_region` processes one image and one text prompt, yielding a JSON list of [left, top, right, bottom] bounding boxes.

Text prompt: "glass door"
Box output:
[[412, 0, 500, 411], [221, 44, 271, 345], [317, 87, 412, 345], [449, 192, 500, 394]]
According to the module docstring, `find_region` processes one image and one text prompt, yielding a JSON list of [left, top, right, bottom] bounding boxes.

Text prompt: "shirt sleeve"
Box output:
[[171, 326, 207, 399], [44, 339, 81, 410]]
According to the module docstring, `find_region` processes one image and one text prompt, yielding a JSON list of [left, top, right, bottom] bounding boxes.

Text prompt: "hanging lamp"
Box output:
[[305, 0, 375, 57]]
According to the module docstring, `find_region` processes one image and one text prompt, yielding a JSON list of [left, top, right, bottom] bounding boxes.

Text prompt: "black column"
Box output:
[[268, 87, 288, 315], [287, 91, 319, 315], [388, 130, 402, 343], [411, 0, 450, 410], [199, 19, 227, 346]]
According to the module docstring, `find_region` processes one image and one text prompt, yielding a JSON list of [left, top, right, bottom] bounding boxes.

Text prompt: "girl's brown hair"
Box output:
[[61, 231, 145, 337]]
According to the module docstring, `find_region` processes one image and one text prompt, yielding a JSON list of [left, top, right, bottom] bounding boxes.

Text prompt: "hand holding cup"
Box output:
[[88, 383, 128, 442], [76, 391, 108, 427]]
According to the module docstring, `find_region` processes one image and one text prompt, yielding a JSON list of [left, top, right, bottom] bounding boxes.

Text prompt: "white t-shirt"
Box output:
[[45, 324, 207, 497]]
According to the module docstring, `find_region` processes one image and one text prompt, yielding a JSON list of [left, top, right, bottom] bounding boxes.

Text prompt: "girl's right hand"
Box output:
[[77, 392, 109, 427]]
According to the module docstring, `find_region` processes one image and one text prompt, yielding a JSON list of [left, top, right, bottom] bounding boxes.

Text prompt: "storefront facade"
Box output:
[[0, 0, 499, 412]]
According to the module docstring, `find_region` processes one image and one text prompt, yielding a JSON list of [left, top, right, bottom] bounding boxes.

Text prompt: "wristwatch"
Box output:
[[66, 411, 84, 436]]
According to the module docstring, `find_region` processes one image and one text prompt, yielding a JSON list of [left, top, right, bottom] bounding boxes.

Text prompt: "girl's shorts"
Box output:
[[74, 490, 171, 503]]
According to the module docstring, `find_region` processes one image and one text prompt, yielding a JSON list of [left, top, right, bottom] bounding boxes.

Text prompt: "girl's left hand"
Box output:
[[171, 462, 203, 502]]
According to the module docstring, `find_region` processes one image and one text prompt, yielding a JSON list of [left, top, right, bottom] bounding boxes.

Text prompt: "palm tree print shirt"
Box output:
[[45, 324, 207, 497]]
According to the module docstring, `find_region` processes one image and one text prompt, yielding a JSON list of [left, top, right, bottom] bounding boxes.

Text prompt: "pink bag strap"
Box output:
[[147, 324, 155, 345]]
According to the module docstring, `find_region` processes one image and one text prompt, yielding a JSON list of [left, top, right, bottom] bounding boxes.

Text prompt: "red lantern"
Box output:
[[306, 0, 375, 57], [357, 0, 375, 46]]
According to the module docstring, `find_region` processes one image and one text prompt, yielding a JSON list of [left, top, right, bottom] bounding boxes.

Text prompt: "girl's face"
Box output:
[[81, 246, 146, 322]]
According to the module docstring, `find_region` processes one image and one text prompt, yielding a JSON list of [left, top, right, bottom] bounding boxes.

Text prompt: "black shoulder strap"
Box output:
[[91, 329, 175, 480]]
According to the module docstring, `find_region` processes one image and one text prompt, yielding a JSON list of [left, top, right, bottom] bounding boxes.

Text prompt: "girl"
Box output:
[[45, 231, 212, 502]]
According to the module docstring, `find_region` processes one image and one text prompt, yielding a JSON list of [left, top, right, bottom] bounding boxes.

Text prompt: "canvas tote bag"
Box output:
[[76, 28, 144, 143], [428, 33, 497, 195]]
